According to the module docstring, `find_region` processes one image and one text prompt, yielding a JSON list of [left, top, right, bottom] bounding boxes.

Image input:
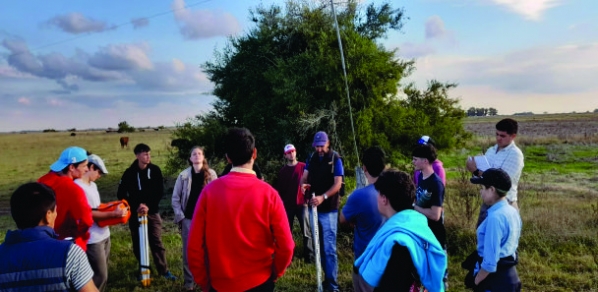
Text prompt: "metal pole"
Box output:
[[330, 0, 361, 168]]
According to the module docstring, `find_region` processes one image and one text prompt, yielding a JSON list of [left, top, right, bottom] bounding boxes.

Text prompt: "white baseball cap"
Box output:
[[284, 144, 296, 154], [87, 154, 109, 174]]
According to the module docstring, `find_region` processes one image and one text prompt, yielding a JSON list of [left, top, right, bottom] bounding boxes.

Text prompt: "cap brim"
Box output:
[[470, 177, 485, 185], [50, 161, 67, 172], [313, 143, 326, 147]]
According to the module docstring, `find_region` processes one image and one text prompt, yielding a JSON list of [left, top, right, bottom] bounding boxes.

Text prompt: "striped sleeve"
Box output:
[[65, 244, 94, 290]]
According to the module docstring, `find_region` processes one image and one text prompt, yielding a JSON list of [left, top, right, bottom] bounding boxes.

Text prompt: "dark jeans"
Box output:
[[210, 279, 275, 292], [87, 237, 111, 292], [128, 213, 169, 275]]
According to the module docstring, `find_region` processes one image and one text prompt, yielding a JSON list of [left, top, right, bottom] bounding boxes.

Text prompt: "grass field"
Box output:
[[1, 113, 598, 291]]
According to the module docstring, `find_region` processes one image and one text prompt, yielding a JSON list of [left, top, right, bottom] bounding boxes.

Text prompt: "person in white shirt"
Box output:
[[466, 118, 524, 226], [75, 154, 127, 291]]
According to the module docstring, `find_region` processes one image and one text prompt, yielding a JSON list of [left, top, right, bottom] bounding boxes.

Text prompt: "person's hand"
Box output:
[[466, 156, 478, 172], [310, 195, 324, 207], [137, 203, 149, 215], [301, 184, 311, 195], [112, 203, 128, 218]]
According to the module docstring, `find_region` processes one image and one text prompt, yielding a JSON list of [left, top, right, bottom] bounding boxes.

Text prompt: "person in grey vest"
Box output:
[[0, 182, 97, 292]]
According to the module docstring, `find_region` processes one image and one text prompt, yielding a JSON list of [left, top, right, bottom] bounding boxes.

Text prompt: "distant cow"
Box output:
[[120, 137, 129, 149], [70, 133, 76, 136]]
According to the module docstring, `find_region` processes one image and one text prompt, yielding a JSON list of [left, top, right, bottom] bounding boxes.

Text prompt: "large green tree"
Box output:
[[169, 0, 469, 173]]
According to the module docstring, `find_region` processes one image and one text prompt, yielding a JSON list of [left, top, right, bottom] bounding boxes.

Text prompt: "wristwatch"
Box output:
[[323, 193, 328, 200]]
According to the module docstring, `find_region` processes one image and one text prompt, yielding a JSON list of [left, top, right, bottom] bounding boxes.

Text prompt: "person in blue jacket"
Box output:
[[0, 182, 97, 292], [354, 169, 447, 292], [467, 168, 522, 291]]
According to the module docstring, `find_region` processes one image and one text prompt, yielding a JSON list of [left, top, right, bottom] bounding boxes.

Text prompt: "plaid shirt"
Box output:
[[484, 142, 524, 202]]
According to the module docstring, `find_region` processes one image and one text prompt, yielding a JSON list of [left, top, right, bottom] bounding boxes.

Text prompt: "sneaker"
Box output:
[[162, 271, 177, 281]]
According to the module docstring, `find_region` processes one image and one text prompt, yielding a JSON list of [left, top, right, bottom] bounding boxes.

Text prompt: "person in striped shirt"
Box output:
[[0, 182, 97, 292]]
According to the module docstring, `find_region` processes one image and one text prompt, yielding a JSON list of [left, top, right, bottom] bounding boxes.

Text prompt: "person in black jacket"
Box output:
[[117, 143, 176, 281]]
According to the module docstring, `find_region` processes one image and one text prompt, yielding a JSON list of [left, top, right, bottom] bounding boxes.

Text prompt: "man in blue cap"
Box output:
[[38, 146, 94, 252], [300, 131, 344, 292]]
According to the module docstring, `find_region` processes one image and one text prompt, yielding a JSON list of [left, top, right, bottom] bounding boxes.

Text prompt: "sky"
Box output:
[[0, 0, 596, 132]]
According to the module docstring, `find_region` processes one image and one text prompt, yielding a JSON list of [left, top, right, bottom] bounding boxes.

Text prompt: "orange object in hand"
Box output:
[[93, 199, 131, 227]]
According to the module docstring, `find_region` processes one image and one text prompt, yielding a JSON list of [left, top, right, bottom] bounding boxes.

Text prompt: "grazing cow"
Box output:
[[70, 133, 76, 137], [120, 136, 129, 149]]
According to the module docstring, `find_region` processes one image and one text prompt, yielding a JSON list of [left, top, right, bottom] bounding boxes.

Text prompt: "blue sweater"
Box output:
[[0, 226, 72, 291], [354, 210, 447, 292]]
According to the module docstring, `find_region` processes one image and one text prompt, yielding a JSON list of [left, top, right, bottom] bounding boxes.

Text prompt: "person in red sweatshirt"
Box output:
[[38, 146, 94, 252], [188, 128, 294, 292]]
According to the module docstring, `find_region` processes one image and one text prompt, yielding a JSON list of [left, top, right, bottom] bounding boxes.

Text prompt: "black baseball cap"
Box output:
[[470, 168, 512, 194]]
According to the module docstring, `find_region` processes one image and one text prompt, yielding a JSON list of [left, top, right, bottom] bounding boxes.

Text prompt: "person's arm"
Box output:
[[155, 166, 164, 202], [477, 215, 503, 283], [339, 191, 358, 225], [433, 161, 447, 186], [91, 208, 126, 222], [474, 268, 491, 286], [72, 187, 93, 238], [270, 189, 295, 280], [116, 170, 129, 200], [466, 157, 478, 173], [78, 280, 99, 292], [300, 170, 310, 193], [413, 205, 443, 221], [188, 188, 210, 290], [311, 176, 342, 207], [66, 245, 97, 292], [499, 148, 524, 184], [171, 173, 185, 223]]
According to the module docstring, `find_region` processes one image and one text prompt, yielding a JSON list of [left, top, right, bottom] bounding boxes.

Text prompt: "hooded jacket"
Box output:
[[117, 160, 164, 214], [355, 209, 447, 292]]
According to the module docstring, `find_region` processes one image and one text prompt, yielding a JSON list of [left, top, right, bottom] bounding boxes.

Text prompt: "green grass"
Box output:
[[2, 116, 598, 291]]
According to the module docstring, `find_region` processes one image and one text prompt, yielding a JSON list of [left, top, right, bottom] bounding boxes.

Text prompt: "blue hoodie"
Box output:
[[354, 209, 447, 292]]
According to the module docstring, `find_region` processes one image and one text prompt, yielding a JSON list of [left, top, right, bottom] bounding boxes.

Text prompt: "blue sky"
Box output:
[[1, 0, 596, 132]]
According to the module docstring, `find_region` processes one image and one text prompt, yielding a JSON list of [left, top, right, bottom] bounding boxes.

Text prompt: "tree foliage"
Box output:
[[169, 0, 469, 172], [466, 107, 497, 116], [117, 121, 135, 133]]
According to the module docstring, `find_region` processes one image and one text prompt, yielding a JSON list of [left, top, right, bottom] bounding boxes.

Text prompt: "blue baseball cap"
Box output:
[[50, 146, 88, 172], [312, 131, 329, 147]]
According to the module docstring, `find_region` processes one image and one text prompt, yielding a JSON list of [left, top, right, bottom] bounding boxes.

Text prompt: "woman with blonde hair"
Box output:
[[172, 146, 217, 291]]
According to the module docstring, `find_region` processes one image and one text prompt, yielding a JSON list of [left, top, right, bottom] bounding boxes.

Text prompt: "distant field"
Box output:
[[0, 114, 597, 291]]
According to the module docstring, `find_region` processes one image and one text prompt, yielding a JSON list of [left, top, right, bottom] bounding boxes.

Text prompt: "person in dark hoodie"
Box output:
[[117, 143, 176, 281]]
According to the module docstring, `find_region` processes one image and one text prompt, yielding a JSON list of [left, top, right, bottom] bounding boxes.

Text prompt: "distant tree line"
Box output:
[[467, 107, 498, 116], [513, 112, 534, 116]]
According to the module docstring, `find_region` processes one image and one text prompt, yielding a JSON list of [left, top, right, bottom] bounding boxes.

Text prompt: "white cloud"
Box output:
[[425, 16, 449, 40], [172, 58, 186, 72], [45, 13, 112, 34], [17, 97, 30, 105], [172, 0, 241, 40], [405, 42, 598, 114], [489, 0, 562, 20], [88, 43, 154, 71], [399, 42, 436, 59], [1, 38, 212, 93]]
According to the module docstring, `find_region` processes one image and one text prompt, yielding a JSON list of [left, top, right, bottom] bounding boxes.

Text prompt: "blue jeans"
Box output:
[[317, 211, 339, 291]]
